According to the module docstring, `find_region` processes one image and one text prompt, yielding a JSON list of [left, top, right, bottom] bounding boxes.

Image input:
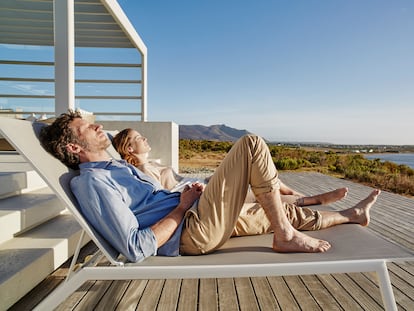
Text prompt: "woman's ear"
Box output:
[[66, 143, 81, 154], [127, 145, 134, 153]]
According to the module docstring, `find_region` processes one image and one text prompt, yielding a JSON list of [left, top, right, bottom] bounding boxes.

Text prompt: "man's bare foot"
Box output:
[[345, 189, 381, 226], [273, 229, 331, 253]]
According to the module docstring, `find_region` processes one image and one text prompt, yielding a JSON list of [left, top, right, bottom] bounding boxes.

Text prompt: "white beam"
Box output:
[[102, 0, 148, 121], [54, 0, 75, 116]]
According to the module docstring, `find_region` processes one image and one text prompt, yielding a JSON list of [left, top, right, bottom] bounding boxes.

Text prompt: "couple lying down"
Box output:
[[39, 111, 380, 262], [112, 128, 352, 236]]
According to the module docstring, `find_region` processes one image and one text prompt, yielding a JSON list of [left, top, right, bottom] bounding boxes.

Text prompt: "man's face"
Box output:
[[69, 118, 111, 153]]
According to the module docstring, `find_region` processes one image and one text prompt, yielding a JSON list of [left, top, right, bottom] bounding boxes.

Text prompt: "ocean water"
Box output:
[[365, 153, 414, 169]]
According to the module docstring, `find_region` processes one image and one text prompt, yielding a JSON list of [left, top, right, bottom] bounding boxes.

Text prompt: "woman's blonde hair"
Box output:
[[112, 128, 141, 167]]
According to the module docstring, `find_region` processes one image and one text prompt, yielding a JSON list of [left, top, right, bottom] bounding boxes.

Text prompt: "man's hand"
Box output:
[[178, 182, 204, 211], [151, 182, 204, 248]]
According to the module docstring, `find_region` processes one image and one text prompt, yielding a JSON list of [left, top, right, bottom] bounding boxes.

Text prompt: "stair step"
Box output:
[[0, 152, 47, 199], [0, 188, 66, 244], [0, 152, 32, 172], [0, 170, 47, 199], [0, 212, 90, 310]]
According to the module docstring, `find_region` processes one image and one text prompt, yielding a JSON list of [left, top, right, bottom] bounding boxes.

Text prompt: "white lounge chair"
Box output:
[[104, 130, 121, 160], [1, 117, 412, 311]]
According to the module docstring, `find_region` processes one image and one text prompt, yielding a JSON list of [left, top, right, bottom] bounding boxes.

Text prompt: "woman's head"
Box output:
[[112, 128, 151, 166]]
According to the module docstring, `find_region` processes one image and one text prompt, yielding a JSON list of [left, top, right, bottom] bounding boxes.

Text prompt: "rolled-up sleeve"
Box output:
[[71, 176, 158, 262]]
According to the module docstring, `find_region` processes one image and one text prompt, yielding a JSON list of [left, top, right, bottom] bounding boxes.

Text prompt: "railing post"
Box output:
[[54, 0, 75, 115]]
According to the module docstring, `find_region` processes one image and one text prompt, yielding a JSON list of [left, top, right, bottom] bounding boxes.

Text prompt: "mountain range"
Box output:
[[179, 124, 252, 141]]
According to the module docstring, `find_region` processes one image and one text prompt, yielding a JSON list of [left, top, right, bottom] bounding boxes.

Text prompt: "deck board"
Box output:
[[234, 278, 259, 311], [250, 277, 279, 310], [10, 172, 414, 310], [177, 279, 198, 311], [217, 278, 238, 311], [115, 280, 148, 311]]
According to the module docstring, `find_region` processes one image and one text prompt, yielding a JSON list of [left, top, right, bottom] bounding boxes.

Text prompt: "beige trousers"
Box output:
[[180, 135, 321, 255]]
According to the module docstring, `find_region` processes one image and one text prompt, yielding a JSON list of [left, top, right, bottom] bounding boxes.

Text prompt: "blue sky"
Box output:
[[117, 0, 414, 145], [1, 0, 413, 145]]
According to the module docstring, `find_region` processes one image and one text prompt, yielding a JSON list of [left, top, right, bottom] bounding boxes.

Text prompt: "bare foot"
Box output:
[[299, 188, 348, 206], [346, 189, 381, 226], [318, 187, 349, 205], [273, 229, 331, 253]]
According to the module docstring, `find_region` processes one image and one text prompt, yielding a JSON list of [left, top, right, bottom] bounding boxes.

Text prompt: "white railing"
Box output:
[[0, 60, 145, 121]]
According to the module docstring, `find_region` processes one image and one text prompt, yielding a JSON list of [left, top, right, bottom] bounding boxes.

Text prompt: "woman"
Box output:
[[112, 128, 348, 207]]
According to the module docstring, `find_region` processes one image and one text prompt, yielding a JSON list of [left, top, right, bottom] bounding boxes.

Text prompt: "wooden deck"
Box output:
[[10, 172, 414, 311]]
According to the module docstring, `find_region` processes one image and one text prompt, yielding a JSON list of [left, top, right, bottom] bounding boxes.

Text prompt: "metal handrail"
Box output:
[[0, 77, 141, 83], [0, 60, 141, 67], [0, 111, 142, 117]]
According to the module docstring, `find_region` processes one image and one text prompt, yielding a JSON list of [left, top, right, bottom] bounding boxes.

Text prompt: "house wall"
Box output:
[[100, 121, 179, 172]]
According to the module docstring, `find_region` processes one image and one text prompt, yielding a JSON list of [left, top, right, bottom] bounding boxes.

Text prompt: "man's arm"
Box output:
[[151, 183, 203, 246]]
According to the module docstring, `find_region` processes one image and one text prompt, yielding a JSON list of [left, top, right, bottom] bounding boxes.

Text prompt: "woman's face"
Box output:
[[127, 130, 151, 155]]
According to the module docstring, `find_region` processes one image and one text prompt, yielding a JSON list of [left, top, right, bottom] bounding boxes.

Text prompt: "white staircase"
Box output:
[[0, 152, 89, 310]]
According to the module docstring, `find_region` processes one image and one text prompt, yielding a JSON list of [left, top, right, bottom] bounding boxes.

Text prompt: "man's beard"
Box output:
[[83, 137, 111, 153]]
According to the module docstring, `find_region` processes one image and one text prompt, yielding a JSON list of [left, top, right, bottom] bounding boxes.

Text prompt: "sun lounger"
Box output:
[[104, 130, 121, 159], [1, 117, 413, 311]]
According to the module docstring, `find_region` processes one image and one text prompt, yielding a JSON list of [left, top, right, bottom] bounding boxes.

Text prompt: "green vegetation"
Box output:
[[179, 139, 414, 197], [179, 139, 232, 160]]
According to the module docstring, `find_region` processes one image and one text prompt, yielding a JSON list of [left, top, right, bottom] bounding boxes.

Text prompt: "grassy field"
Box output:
[[179, 141, 414, 197]]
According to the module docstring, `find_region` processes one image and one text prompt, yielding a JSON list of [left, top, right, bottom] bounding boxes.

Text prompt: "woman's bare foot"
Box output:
[[273, 229, 331, 253], [300, 188, 348, 206], [318, 187, 349, 205], [345, 189, 381, 226]]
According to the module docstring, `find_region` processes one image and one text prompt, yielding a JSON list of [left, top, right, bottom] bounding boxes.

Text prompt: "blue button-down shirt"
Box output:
[[70, 159, 183, 262]]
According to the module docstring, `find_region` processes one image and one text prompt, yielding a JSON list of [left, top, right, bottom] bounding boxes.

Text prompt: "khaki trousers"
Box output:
[[180, 135, 321, 255]]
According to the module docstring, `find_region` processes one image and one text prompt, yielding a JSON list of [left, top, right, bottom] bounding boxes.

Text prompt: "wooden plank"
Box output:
[[157, 279, 181, 311], [199, 278, 218, 311], [177, 279, 198, 311], [267, 276, 300, 310], [234, 278, 259, 311], [250, 277, 280, 310], [94, 280, 130, 310], [115, 280, 148, 311], [217, 278, 238, 311], [283, 275, 320, 311], [346, 272, 384, 307], [331, 273, 382, 310], [316, 274, 364, 310], [71, 280, 113, 310], [136, 279, 164, 311], [299, 274, 342, 310], [55, 281, 96, 311]]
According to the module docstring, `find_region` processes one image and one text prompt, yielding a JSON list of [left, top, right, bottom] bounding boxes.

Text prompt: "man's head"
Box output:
[[39, 110, 110, 169]]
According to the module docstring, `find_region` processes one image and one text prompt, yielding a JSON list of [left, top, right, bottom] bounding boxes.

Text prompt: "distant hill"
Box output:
[[179, 124, 252, 141]]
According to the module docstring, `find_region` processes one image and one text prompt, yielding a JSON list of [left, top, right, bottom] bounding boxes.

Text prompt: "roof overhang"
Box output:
[[0, 0, 146, 53]]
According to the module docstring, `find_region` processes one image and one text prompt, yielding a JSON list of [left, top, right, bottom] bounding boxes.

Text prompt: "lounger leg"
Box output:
[[66, 230, 85, 280], [377, 261, 397, 311], [32, 270, 88, 311]]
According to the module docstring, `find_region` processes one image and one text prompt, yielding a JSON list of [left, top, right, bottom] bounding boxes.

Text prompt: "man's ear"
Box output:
[[66, 143, 81, 154]]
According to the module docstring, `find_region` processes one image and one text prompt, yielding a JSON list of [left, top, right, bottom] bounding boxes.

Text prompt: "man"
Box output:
[[40, 111, 380, 262]]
